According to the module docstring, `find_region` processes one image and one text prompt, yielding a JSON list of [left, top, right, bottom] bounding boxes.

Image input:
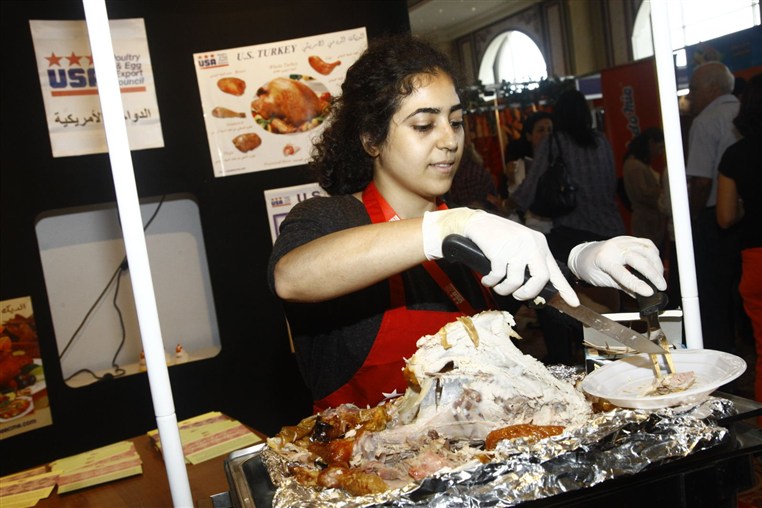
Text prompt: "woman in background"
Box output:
[[510, 89, 625, 262], [716, 73, 762, 402], [622, 128, 667, 250]]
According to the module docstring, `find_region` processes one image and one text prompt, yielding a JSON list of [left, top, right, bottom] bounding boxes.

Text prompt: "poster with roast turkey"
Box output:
[[193, 27, 367, 178]]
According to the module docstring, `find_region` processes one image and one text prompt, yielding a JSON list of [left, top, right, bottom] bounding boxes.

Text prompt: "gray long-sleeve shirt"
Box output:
[[511, 131, 625, 238]]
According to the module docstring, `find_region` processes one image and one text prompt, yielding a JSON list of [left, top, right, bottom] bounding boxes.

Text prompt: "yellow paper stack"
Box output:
[[148, 411, 261, 465], [49, 441, 143, 494], [0, 466, 58, 508]]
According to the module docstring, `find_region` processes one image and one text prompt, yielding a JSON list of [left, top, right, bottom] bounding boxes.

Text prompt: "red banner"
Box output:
[[601, 57, 664, 176], [601, 57, 664, 231]]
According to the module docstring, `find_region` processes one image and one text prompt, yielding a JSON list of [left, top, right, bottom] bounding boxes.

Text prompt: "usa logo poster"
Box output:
[[29, 19, 163, 158], [194, 27, 367, 178]]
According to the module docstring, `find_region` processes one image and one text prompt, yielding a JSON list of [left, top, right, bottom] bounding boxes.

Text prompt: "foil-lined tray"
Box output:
[[226, 396, 743, 508]]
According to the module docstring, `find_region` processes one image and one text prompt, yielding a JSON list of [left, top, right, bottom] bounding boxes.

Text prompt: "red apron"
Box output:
[[313, 183, 493, 412]]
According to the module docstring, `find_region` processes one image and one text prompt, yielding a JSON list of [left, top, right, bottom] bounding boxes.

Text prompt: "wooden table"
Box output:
[[36, 432, 240, 508]]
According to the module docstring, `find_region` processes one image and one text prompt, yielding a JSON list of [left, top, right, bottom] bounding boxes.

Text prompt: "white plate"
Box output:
[[580, 349, 746, 409]]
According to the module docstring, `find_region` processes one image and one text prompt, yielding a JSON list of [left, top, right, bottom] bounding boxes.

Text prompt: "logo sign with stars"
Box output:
[[29, 18, 163, 158]]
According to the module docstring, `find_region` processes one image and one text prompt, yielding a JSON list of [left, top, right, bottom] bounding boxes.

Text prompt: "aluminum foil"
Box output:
[[263, 397, 736, 507], [545, 364, 586, 385]]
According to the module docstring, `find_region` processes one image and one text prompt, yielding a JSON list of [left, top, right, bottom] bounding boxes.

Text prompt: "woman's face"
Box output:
[[527, 118, 553, 151], [372, 73, 464, 210]]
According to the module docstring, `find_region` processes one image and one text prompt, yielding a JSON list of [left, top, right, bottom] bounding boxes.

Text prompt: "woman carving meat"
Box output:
[[267, 35, 666, 413]]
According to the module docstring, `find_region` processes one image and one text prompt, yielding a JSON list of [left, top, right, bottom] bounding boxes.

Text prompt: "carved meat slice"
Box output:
[[643, 371, 696, 396]]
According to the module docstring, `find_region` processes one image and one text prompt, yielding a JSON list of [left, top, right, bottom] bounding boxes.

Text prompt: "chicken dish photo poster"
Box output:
[[0, 297, 52, 440], [264, 183, 328, 243], [29, 19, 164, 158], [194, 27, 367, 178]]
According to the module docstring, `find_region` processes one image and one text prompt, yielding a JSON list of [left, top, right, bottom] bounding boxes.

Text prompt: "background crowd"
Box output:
[[449, 64, 761, 398]]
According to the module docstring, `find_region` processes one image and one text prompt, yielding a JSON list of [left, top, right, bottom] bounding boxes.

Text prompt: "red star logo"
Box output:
[[45, 52, 63, 67], [84, 54, 94, 66], [65, 52, 82, 67]]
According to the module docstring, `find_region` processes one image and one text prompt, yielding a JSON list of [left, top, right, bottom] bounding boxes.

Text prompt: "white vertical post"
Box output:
[[649, 0, 704, 348], [81, 1, 193, 505]]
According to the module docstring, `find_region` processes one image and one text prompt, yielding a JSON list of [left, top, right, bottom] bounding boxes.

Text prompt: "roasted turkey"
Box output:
[[268, 311, 593, 495], [353, 311, 592, 457], [250, 77, 328, 128]]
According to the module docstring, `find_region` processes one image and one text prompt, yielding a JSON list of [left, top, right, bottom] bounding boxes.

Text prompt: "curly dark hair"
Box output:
[[309, 34, 461, 195]]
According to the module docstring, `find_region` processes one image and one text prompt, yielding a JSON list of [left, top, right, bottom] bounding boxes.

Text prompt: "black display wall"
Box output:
[[0, 0, 410, 475]]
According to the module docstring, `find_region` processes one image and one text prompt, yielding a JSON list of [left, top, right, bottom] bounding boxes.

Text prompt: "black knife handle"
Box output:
[[442, 234, 491, 273], [441, 234, 560, 301], [631, 269, 668, 316]]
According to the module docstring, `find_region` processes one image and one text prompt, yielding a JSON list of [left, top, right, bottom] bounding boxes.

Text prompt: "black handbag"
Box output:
[[529, 133, 577, 218]]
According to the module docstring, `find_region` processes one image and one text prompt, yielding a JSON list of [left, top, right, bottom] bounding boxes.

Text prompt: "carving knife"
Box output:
[[441, 234, 668, 356]]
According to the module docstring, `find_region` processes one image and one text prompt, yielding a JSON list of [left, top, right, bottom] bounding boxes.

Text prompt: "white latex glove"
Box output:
[[567, 236, 667, 297], [422, 208, 580, 306]]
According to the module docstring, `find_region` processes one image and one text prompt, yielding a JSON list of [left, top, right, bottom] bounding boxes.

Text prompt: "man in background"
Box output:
[[685, 61, 741, 354]]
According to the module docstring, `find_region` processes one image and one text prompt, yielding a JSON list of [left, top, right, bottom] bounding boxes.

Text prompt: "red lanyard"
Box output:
[[362, 182, 479, 315]]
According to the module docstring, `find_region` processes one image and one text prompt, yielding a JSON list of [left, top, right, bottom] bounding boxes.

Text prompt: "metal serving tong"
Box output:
[[632, 271, 675, 378], [441, 235, 671, 377]]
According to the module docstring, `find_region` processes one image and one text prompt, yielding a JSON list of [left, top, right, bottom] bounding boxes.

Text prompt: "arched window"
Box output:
[[478, 30, 547, 88], [632, 0, 760, 61]]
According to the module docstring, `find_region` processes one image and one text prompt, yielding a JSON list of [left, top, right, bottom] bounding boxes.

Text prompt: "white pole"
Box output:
[[81, 1, 194, 505], [649, 0, 704, 348]]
